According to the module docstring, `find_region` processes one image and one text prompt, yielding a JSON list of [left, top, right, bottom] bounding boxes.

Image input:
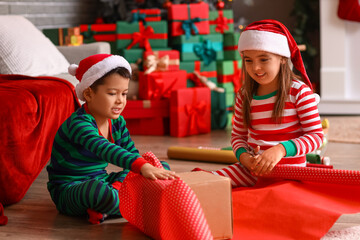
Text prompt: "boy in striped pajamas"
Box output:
[[196, 19, 324, 187], [47, 54, 177, 224]]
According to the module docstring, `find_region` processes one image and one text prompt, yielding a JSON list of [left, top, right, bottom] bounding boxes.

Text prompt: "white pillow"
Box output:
[[0, 15, 70, 76]]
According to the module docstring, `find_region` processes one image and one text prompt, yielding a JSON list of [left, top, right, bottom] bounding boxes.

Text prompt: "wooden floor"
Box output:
[[2, 127, 360, 239]]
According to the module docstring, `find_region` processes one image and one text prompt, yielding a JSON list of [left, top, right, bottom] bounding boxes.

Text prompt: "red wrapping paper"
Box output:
[[138, 70, 187, 100], [170, 88, 211, 137], [143, 50, 180, 74], [119, 152, 213, 240], [168, 2, 210, 37]]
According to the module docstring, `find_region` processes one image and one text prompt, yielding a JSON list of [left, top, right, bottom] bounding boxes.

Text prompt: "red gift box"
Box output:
[[138, 70, 187, 100], [122, 100, 169, 135], [80, 23, 117, 42], [143, 50, 180, 74], [168, 2, 210, 38], [131, 9, 161, 23], [170, 87, 211, 137]]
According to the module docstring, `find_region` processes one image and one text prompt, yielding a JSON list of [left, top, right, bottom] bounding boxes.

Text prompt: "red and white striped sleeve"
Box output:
[[290, 82, 324, 155]]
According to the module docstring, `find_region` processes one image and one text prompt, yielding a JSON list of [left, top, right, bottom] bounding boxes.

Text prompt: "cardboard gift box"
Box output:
[[131, 8, 161, 24], [178, 172, 233, 240], [209, 10, 234, 34], [122, 100, 169, 135], [143, 50, 180, 74], [223, 32, 241, 60], [168, 2, 210, 38], [116, 21, 168, 51], [80, 23, 117, 54], [120, 47, 171, 64], [217, 60, 242, 93], [211, 90, 228, 130], [180, 60, 217, 88], [138, 70, 187, 100], [170, 87, 211, 137], [172, 34, 223, 65]]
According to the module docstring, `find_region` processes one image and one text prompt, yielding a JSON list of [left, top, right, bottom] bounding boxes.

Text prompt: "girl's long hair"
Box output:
[[240, 58, 301, 128]]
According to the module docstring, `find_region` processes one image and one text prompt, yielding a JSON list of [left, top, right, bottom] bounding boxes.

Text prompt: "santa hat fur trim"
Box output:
[[70, 54, 132, 101]]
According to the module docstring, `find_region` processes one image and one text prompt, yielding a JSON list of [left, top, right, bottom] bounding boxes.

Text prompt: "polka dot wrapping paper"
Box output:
[[260, 165, 360, 185], [119, 152, 213, 240]]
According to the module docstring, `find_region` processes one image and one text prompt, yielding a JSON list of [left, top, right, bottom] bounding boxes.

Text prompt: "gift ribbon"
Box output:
[[148, 75, 178, 99], [185, 89, 209, 135], [187, 61, 217, 86], [214, 10, 231, 34], [131, 11, 147, 25], [223, 45, 238, 51], [218, 61, 241, 92], [176, 4, 207, 39], [193, 39, 217, 66], [80, 24, 116, 40], [126, 22, 154, 51], [144, 52, 179, 74]]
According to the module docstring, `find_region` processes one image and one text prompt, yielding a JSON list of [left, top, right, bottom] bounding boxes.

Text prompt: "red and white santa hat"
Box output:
[[68, 54, 132, 101], [238, 19, 312, 90]]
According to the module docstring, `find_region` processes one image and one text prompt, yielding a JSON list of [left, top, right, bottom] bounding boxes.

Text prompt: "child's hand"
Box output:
[[251, 144, 286, 176], [140, 163, 178, 180], [239, 152, 257, 171]]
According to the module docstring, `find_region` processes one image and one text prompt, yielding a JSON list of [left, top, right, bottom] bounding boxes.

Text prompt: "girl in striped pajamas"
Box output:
[[204, 20, 324, 187], [47, 54, 177, 224]]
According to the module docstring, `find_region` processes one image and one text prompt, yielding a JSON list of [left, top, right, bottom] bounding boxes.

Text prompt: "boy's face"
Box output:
[[85, 73, 129, 122]]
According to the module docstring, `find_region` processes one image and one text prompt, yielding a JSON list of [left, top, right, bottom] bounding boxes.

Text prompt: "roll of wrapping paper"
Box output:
[[260, 165, 360, 185], [167, 146, 238, 164]]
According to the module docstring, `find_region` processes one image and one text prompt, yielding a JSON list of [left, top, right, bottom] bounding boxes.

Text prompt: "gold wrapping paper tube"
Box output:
[[167, 146, 238, 164]]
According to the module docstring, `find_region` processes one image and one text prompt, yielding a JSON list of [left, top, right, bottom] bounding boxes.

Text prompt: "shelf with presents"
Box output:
[[43, 1, 241, 138]]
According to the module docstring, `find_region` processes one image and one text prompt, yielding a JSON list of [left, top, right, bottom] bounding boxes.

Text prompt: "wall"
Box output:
[[0, 0, 100, 29]]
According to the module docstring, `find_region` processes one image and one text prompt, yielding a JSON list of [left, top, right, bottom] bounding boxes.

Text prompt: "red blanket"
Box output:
[[232, 179, 360, 240], [0, 74, 80, 206]]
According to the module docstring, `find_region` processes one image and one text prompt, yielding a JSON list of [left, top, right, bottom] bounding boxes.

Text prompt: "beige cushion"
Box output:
[[0, 15, 70, 76]]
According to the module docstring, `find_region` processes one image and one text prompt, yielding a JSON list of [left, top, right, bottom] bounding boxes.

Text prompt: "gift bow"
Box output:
[[126, 25, 154, 51], [181, 17, 201, 39], [148, 75, 177, 99], [131, 11, 147, 25], [193, 39, 217, 66], [215, 11, 230, 34], [144, 54, 170, 75], [185, 98, 208, 135]]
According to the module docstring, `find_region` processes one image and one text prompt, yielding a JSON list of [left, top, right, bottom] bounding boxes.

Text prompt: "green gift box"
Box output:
[[226, 110, 234, 128], [217, 60, 242, 93], [180, 61, 217, 88], [218, 82, 235, 108], [211, 90, 228, 130], [80, 24, 117, 54], [43, 28, 69, 46], [116, 21, 168, 51], [209, 10, 234, 34], [223, 32, 241, 60], [172, 34, 223, 65], [120, 47, 171, 64]]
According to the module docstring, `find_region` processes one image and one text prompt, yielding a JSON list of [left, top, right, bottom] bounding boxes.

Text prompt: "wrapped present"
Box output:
[[223, 32, 241, 60], [172, 34, 223, 65], [168, 2, 210, 38], [116, 21, 168, 51], [178, 172, 233, 240], [209, 10, 234, 34], [131, 9, 161, 24], [217, 60, 242, 93], [180, 61, 217, 88], [138, 70, 187, 100], [170, 87, 211, 137], [80, 23, 117, 53], [211, 90, 228, 130], [143, 50, 180, 74], [43, 28, 68, 46], [120, 47, 171, 64], [218, 82, 235, 108], [122, 100, 169, 135]]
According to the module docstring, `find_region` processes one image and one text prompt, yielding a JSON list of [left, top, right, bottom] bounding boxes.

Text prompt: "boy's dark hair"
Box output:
[[90, 67, 131, 91]]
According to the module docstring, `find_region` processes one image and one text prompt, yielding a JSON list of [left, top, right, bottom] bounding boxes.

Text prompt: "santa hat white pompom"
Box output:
[[68, 64, 78, 76]]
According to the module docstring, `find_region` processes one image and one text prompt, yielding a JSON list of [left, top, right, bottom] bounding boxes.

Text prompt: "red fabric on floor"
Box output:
[[0, 203, 8, 225], [231, 179, 360, 240]]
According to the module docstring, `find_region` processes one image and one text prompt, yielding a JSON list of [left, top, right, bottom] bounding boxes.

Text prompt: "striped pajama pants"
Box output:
[[213, 163, 258, 187], [50, 161, 170, 217]]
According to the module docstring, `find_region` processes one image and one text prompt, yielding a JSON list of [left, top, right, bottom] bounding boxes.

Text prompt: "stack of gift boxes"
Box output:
[[43, 2, 241, 137]]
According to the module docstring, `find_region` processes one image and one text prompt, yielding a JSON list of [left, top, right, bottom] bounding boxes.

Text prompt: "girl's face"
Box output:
[[85, 73, 129, 123], [243, 50, 284, 93]]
